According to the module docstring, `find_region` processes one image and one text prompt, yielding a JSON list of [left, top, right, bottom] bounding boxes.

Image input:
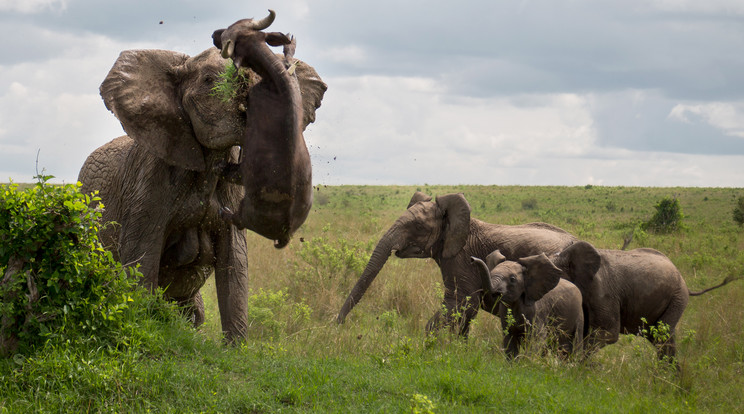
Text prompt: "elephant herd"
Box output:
[[77, 12, 737, 363], [338, 192, 737, 362]]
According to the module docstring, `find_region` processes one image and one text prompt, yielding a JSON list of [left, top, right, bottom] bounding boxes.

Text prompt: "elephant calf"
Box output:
[[471, 251, 583, 359], [554, 241, 740, 361]]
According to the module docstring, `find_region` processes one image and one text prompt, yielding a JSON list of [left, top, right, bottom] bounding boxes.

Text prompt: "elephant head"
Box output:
[[211, 11, 326, 248], [471, 250, 563, 307], [551, 241, 602, 293], [336, 192, 472, 323], [100, 48, 242, 171], [99, 16, 325, 173]]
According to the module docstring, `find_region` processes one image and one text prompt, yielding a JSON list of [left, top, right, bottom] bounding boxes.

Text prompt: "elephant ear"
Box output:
[[486, 250, 507, 270], [436, 193, 472, 259], [407, 191, 432, 209], [519, 253, 562, 306], [553, 241, 601, 291], [100, 50, 206, 171], [295, 61, 328, 130]]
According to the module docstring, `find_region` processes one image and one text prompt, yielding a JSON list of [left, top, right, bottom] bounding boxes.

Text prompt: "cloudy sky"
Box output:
[[1, 0, 743, 186]]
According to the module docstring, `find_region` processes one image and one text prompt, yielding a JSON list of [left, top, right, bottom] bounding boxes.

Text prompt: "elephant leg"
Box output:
[[648, 294, 686, 362], [425, 308, 447, 334], [503, 333, 522, 360], [213, 224, 249, 343], [425, 290, 480, 337], [655, 333, 677, 362], [118, 223, 166, 290], [175, 292, 205, 327]]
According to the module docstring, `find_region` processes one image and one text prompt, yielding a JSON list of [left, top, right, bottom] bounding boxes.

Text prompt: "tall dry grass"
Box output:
[[197, 185, 743, 410]]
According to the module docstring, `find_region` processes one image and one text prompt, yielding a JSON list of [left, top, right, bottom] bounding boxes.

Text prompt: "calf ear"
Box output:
[[212, 29, 226, 49], [436, 193, 472, 259], [553, 241, 601, 291], [407, 191, 432, 209], [265, 32, 292, 46], [486, 250, 507, 270], [294, 59, 327, 129], [519, 253, 562, 305]]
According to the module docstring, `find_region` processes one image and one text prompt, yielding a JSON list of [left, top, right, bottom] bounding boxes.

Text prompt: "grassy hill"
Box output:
[[2, 185, 743, 412]]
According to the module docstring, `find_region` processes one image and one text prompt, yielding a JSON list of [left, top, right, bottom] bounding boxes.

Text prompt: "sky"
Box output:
[[1, 0, 743, 187]]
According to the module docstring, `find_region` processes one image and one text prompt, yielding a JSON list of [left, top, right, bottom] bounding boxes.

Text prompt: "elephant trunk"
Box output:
[[337, 225, 401, 324], [471, 256, 496, 295]]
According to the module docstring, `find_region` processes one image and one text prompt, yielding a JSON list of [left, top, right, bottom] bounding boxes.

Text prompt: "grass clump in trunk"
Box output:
[[210, 58, 256, 104]]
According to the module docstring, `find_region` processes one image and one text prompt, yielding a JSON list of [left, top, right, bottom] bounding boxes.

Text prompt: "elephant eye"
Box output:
[[509, 275, 517, 283]]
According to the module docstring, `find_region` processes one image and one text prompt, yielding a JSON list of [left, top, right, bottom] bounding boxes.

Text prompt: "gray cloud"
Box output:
[[1, 0, 743, 185]]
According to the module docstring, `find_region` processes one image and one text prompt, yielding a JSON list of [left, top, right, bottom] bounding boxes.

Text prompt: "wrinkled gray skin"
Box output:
[[78, 14, 326, 342], [554, 241, 738, 360], [471, 251, 583, 359], [212, 11, 319, 248], [337, 191, 578, 336]]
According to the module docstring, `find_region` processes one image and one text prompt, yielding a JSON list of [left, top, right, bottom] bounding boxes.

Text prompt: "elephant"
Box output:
[[552, 241, 740, 360], [336, 191, 579, 337], [77, 12, 327, 342], [212, 10, 314, 249], [471, 251, 584, 359]]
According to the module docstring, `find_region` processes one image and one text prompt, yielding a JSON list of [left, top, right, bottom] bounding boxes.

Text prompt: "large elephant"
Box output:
[[337, 192, 578, 336], [78, 12, 327, 342], [471, 251, 584, 359], [553, 241, 739, 360]]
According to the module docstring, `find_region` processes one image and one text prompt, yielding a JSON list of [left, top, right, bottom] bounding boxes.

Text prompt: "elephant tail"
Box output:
[[689, 275, 743, 296]]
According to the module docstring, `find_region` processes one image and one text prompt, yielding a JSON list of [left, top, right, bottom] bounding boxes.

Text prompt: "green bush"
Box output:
[[210, 58, 255, 104], [245, 288, 311, 340], [733, 196, 744, 226], [521, 197, 538, 210], [0, 175, 174, 356], [644, 196, 684, 233]]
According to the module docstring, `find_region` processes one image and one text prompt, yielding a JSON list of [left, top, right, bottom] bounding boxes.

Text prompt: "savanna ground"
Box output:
[[2, 185, 743, 412]]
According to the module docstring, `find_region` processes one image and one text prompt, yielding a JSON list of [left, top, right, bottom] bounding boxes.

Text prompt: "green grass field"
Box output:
[[2, 185, 743, 412]]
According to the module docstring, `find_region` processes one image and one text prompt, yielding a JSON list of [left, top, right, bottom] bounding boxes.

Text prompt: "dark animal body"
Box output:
[[213, 10, 315, 249]]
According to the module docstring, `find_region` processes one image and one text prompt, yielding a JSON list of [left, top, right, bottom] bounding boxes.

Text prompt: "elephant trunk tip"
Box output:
[[274, 238, 289, 249]]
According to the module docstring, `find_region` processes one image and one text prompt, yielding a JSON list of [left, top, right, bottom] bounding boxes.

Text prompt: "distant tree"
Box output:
[[521, 197, 538, 210], [733, 196, 744, 227], [644, 196, 684, 233]]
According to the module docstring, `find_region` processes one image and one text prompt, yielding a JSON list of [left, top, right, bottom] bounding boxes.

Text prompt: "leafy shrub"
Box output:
[[314, 188, 330, 206], [245, 288, 311, 340], [295, 236, 373, 282], [733, 196, 744, 226], [0, 175, 175, 356], [521, 197, 538, 210], [289, 235, 374, 318], [644, 196, 684, 233]]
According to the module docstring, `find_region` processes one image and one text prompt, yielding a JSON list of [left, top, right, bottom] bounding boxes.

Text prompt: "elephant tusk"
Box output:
[[287, 60, 299, 75]]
